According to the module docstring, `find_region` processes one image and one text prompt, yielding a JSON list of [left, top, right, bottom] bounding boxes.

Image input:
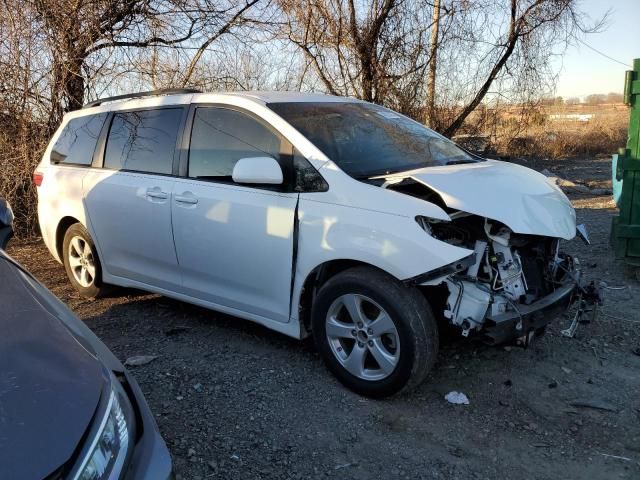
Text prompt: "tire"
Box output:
[[311, 266, 438, 398], [62, 223, 107, 298]]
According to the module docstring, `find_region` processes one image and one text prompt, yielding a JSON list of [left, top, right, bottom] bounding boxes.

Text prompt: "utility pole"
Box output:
[[425, 0, 441, 128]]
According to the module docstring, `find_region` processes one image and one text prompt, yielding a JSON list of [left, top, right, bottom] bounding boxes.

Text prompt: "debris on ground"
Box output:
[[569, 399, 619, 413], [445, 391, 470, 405], [124, 354, 159, 366], [598, 452, 635, 463]]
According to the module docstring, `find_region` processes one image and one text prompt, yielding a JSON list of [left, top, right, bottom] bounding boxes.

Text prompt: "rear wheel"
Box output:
[[62, 223, 107, 298], [311, 266, 438, 397]]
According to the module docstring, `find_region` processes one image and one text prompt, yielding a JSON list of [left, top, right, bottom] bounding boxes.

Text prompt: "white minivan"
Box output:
[[36, 89, 580, 397]]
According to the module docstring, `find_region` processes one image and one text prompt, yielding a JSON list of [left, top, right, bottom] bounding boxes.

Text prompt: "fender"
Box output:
[[36, 164, 91, 263], [290, 190, 473, 323]]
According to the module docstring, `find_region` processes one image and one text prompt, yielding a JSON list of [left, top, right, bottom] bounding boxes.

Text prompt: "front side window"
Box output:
[[268, 102, 480, 178], [51, 113, 107, 165], [188, 107, 283, 181], [104, 109, 183, 175]]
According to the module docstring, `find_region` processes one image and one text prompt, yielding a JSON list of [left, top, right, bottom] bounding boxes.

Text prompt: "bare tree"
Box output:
[[279, 0, 602, 136], [278, 0, 437, 112], [32, 0, 263, 129], [0, 0, 610, 237], [439, 0, 603, 137]]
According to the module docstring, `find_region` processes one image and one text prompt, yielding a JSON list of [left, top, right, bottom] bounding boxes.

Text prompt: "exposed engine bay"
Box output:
[[388, 178, 581, 345], [428, 214, 576, 341]]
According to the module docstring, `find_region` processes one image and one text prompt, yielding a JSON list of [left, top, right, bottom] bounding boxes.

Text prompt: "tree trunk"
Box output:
[[424, 0, 441, 128], [65, 55, 85, 111], [360, 58, 375, 102], [442, 0, 519, 138], [48, 54, 85, 131], [48, 58, 65, 133]]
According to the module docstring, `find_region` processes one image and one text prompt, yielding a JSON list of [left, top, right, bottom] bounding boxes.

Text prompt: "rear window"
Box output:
[[50, 113, 107, 165], [103, 109, 183, 175]]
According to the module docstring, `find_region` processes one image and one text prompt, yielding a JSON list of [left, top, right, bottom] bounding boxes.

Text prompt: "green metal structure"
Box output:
[[612, 58, 640, 267]]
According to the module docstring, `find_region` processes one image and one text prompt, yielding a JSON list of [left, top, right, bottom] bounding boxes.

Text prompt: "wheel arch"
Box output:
[[55, 216, 82, 260], [296, 259, 400, 336]]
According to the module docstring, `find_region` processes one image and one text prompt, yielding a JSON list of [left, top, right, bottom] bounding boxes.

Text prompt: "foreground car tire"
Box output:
[[62, 223, 107, 298], [311, 266, 438, 397]]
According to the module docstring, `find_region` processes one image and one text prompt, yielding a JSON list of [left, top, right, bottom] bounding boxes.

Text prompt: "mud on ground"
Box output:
[[7, 156, 640, 480]]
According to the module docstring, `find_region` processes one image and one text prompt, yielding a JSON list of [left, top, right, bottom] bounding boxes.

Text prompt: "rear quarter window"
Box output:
[[50, 113, 107, 165]]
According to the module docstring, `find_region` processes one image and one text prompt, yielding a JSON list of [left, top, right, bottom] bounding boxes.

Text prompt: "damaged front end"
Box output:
[[414, 212, 581, 346], [380, 160, 593, 346]]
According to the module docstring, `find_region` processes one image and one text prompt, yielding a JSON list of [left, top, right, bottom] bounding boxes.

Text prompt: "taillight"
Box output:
[[33, 171, 43, 187]]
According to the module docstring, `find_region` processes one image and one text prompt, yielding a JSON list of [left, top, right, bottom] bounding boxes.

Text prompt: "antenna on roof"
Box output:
[[83, 88, 202, 108]]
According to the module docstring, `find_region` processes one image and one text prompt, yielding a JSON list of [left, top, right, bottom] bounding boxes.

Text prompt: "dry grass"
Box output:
[[457, 103, 629, 159]]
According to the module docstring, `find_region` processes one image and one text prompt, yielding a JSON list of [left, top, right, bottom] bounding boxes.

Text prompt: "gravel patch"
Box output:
[[8, 157, 640, 480]]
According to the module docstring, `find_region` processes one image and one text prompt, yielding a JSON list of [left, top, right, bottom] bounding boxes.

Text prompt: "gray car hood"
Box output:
[[0, 256, 103, 479]]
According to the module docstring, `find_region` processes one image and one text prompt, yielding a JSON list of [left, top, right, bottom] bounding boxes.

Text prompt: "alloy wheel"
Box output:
[[68, 235, 96, 288], [325, 294, 400, 381]]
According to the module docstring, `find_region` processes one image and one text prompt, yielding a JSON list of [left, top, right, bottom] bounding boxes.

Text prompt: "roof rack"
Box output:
[[83, 88, 202, 108]]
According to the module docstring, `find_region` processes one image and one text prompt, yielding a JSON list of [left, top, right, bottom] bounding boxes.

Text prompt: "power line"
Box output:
[[573, 36, 632, 68]]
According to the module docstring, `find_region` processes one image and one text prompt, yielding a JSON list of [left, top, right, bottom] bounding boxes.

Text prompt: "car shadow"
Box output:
[[82, 292, 315, 359]]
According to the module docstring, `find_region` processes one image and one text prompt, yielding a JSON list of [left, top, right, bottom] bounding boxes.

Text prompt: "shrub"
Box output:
[[0, 116, 48, 238]]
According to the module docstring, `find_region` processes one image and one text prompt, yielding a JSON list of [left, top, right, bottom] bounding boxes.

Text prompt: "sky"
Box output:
[[554, 0, 640, 98]]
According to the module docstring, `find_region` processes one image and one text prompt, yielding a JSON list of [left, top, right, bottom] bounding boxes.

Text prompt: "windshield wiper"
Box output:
[[445, 159, 478, 165], [352, 174, 375, 180]]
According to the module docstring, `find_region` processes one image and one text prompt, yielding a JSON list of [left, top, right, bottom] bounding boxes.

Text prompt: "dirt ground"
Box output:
[[7, 156, 640, 480]]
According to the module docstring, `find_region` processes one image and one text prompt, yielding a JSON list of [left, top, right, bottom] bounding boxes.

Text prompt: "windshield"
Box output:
[[268, 102, 480, 178]]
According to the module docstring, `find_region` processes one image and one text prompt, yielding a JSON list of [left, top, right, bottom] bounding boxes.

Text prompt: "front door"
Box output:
[[172, 106, 298, 322]]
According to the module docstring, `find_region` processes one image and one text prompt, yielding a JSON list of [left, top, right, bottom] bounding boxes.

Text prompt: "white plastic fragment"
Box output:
[[124, 355, 158, 366], [445, 391, 470, 405]]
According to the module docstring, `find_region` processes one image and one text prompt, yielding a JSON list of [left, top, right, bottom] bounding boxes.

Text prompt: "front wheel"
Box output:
[[62, 223, 108, 298], [311, 266, 438, 397]]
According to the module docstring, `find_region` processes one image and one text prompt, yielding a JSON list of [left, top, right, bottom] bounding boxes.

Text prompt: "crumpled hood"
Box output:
[[388, 160, 576, 240], [0, 255, 103, 479]]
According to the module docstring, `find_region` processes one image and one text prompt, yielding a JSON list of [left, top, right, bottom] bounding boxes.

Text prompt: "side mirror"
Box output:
[[232, 157, 283, 185], [0, 198, 14, 250]]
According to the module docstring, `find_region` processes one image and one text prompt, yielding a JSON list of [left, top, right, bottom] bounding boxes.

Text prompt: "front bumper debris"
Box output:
[[482, 280, 576, 345], [405, 254, 476, 286]]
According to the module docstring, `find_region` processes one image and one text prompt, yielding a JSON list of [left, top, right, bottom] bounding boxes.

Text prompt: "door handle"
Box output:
[[146, 188, 168, 200], [175, 193, 198, 205]]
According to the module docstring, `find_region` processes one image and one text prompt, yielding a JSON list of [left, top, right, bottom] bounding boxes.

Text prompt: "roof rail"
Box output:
[[83, 88, 202, 108]]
